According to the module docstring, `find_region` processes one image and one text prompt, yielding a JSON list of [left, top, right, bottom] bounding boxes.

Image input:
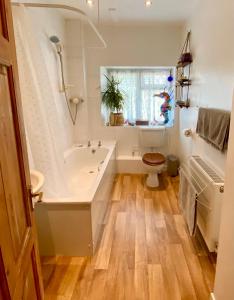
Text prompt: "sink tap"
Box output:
[[88, 141, 91, 147], [98, 141, 102, 147]]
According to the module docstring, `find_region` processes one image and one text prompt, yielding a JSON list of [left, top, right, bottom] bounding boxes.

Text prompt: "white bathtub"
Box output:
[[35, 141, 116, 256]]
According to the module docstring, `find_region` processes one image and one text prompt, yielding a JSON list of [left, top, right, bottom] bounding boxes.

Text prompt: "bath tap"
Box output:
[[98, 141, 102, 147], [88, 141, 91, 147]]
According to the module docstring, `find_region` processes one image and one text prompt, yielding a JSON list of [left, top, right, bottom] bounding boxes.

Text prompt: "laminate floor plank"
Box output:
[[165, 176, 180, 214], [144, 198, 160, 264], [158, 244, 181, 300], [169, 244, 197, 300], [147, 264, 164, 300], [174, 215, 210, 300], [112, 174, 123, 201]]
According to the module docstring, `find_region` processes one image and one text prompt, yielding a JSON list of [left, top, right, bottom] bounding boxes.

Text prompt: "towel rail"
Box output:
[[179, 164, 210, 196], [196, 198, 212, 211], [179, 155, 224, 251], [179, 167, 212, 211], [179, 155, 225, 211]]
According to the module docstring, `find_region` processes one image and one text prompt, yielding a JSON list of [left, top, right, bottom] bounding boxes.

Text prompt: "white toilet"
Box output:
[[139, 126, 166, 188]]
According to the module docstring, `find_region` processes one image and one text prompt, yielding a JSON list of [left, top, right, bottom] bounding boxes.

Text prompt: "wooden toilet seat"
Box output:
[[142, 153, 166, 166]]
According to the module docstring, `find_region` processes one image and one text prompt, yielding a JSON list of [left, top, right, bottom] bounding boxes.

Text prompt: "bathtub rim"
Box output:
[[40, 140, 116, 205]]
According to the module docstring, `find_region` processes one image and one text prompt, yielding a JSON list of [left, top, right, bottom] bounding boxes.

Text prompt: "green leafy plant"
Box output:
[[101, 75, 124, 113]]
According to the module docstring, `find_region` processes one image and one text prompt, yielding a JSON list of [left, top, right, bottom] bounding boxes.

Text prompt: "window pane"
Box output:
[[141, 70, 168, 89], [141, 90, 165, 123], [109, 70, 138, 122]]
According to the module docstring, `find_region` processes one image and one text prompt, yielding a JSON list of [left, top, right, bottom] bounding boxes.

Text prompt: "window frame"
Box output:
[[100, 66, 176, 128]]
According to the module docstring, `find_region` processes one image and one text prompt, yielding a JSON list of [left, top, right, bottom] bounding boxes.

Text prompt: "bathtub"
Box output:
[[35, 141, 116, 256]]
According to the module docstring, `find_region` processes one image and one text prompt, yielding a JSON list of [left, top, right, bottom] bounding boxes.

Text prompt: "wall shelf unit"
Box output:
[[175, 31, 193, 108]]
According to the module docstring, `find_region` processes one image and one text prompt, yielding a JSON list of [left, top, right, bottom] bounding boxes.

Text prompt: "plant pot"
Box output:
[[109, 112, 124, 126]]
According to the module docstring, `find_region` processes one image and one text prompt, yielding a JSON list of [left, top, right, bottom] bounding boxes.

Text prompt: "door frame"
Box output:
[[0, 0, 44, 298]]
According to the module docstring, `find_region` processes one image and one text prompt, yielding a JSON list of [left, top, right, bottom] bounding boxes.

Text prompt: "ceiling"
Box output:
[[80, 0, 198, 25], [16, 0, 198, 25]]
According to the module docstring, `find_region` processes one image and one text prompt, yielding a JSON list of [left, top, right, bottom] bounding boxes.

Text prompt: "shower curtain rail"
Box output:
[[11, 2, 107, 49]]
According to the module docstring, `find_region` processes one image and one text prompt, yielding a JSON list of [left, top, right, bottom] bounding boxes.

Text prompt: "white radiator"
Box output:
[[186, 156, 224, 252]]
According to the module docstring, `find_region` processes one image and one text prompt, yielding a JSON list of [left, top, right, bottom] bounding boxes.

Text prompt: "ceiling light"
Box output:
[[87, 0, 94, 6], [145, 0, 152, 7]]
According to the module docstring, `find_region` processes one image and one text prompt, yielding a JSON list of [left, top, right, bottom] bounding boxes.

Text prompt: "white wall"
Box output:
[[65, 19, 89, 143], [27, 8, 75, 151], [27, 11, 90, 148], [214, 95, 234, 300], [177, 0, 234, 298], [177, 0, 234, 175], [23, 7, 97, 152], [83, 24, 183, 156], [209, 0, 234, 297]]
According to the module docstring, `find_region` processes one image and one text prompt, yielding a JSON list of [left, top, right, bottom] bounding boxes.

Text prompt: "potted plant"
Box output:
[[101, 75, 125, 126]]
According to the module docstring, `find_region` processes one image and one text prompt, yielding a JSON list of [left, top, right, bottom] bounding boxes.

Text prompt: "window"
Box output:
[[101, 67, 175, 127]]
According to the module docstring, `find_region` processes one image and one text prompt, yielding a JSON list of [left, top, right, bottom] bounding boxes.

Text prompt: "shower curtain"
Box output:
[[13, 6, 69, 198]]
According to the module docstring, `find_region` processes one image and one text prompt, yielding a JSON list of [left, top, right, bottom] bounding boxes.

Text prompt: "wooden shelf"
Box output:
[[176, 100, 190, 108], [176, 32, 192, 105], [176, 79, 192, 87]]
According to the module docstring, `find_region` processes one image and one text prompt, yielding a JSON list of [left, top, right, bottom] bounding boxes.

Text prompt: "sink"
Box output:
[[30, 170, 44, 194]]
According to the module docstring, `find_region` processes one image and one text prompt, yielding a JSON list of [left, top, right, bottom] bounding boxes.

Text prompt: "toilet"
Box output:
[[139, 126, 166, 188]]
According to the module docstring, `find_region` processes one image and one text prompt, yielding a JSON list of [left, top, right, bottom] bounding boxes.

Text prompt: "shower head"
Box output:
[[49, 35, 62, 53]]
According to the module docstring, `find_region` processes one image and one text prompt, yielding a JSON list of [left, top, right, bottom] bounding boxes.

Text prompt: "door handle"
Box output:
[[30, 188, 43, 208], [32, 191, 43, 202]]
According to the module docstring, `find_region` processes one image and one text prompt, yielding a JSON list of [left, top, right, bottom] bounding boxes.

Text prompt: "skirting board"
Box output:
[[210, 292, 216, 300]]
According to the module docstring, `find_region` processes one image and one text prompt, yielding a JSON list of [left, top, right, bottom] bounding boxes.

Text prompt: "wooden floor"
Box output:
[[41, 174, 216, 300]]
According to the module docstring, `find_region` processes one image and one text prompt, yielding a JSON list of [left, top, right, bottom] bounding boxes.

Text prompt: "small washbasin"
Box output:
[[30, 170, 44, 194]]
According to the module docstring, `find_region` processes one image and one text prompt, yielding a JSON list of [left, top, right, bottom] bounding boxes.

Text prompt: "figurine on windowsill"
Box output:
[[154, 92, 172, 124]]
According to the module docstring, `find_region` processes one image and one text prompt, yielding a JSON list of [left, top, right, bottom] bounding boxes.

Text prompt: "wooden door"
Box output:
[[0, 0, 44, 299]]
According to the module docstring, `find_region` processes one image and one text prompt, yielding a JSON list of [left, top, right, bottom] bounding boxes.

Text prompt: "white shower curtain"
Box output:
[[13, 6, 69, 198]]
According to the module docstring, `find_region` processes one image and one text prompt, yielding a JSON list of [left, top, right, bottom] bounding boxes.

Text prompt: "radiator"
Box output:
[[188, 156, 224, 252]]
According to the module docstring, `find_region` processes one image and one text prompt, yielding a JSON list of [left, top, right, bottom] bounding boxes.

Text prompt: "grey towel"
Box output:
[[196, 108, 230, 152]]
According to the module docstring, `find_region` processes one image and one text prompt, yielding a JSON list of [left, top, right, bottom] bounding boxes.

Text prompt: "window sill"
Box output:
[[104, 124, 174, 129]]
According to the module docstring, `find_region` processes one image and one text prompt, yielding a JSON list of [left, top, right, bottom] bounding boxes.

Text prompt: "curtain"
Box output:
[[107, 68, 174, 125], [13, 6, 70, 198]]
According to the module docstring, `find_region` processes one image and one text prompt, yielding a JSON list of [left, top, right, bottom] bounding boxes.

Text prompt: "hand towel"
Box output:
[[196, 108, 230, 152]]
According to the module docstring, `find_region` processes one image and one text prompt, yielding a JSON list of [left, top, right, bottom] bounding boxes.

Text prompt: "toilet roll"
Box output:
[[183, 128, 192, 137]]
